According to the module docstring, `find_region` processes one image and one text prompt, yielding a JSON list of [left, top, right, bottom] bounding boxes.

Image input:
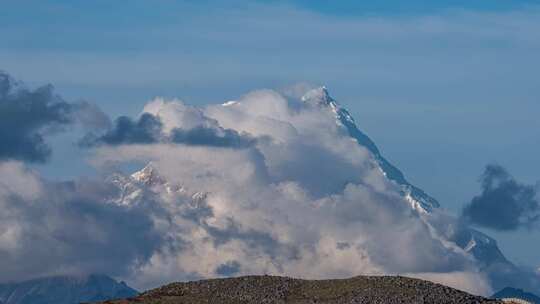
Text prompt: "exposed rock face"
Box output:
[[99, 275, 501, 304]]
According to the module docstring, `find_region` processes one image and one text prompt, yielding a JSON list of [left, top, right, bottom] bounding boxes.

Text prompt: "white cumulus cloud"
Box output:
[[87, 88, 487, 294]]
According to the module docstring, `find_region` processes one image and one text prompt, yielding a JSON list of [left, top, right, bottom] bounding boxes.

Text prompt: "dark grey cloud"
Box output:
[[0, 175, 165, 282], [82, 113, 256, 148], [204, 218, 291, 260], [170, 126, 255, 148], [0, 72, 72, 163], [462, 164, 539, 231], [0, 71, 111, 163], [215, 261, 241, 276], [80, 113, 163, 146]]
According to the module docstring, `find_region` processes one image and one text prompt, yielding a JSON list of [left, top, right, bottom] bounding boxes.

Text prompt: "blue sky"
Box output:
[[2, 0, 540, 267]]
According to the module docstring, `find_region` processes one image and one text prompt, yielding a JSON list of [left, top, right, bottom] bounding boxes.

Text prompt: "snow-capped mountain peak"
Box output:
[[301, 87, 439, 212], [108, 164, 212, 208], [301, 86, 334, 106], [131, 163, 165, 186]]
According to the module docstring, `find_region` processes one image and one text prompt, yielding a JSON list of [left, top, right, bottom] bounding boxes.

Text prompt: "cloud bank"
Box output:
[[2, 77, 533, 296], [79, 91, 494, 294], [0, 71, 109, 163], [81, 99, 255, 149]]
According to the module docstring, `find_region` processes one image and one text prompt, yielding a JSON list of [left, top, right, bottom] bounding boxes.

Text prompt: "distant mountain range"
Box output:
[[492, 287, 540, 304], [0, 274, 137, 304]]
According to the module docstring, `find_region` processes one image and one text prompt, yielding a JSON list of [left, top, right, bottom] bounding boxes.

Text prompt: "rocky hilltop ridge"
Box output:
[[98, 275, 502, 304]]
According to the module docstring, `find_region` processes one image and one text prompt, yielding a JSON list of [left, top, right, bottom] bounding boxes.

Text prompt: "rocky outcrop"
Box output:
[[99, 275, 500, 304]]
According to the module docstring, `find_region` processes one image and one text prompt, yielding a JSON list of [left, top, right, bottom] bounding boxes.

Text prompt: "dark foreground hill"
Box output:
[[98, 275, 502, 304]]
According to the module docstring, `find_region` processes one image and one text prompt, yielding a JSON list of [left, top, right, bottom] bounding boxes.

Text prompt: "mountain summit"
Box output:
[[301, 86, 334, 107], [302, 87, 439, 212], [0, 274, 137, 304], [100, 275, 500, 304]]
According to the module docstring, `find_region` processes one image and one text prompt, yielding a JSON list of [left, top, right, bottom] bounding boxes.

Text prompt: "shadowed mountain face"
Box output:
[[0, 274, 137, 304], [98, 275, 501, 304], [492, 287, 540, 304]]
